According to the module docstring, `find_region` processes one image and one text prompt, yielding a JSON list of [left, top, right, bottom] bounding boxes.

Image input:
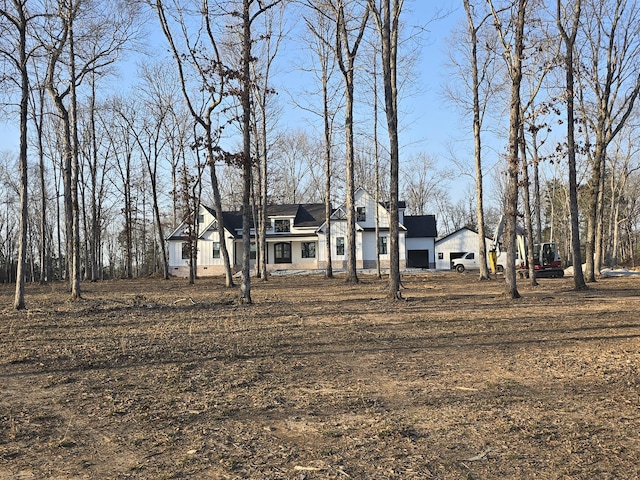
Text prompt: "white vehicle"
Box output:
[[453, 251, 510, 273], [453, 252, 482, 273]]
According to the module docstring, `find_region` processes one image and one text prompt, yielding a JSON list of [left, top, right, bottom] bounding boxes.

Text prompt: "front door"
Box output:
[[274, 242, 292, 264]]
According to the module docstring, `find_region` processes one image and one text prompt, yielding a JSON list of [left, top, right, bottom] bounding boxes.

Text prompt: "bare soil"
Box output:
[[1, 272, 639, 479]]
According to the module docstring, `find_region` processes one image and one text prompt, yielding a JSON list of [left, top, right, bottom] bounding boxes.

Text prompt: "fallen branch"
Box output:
[[463, 449, 491, 461], [173, 297, 195, 305]]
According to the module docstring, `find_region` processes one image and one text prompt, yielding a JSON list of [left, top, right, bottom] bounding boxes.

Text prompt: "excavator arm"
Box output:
[[488, 216, 506, 274]]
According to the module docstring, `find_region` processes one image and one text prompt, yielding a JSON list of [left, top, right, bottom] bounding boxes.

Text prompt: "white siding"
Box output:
[[435, 229, 490, 270], [361, 231, 378, 261], [169, 191, 427, 275]]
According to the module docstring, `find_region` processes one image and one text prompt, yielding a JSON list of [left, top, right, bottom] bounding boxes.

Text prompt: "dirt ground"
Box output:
[[1, 271, 639, 479]]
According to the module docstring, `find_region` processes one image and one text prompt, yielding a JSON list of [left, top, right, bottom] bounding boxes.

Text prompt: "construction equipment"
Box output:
[[488, 216, 564, 278], [487, 216, 506, 275]]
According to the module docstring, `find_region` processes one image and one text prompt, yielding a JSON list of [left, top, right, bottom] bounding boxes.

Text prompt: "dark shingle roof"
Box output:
[[294, 204, 326, 227], [403, 215, 437, 238], [203, 203, 326, 237], [266, 204, 300, 217]]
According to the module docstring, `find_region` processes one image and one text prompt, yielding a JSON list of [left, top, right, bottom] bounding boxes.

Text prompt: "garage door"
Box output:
[[407, 250, 430, 268]]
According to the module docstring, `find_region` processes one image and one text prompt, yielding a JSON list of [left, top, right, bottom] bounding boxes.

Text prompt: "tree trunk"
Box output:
[[489, 0, 526, 299], [13, 3, 28, 309], [368, 0, 402, 298], [207, 157, 234, 287], [239, 0, 253, 304], [323, 56, 334, 279], [557, 0, 586, 290], [463, 0, 490, 281], [334, 1, 367, 285], [344, 75, 358, 284], [520, 123, 537, 286]]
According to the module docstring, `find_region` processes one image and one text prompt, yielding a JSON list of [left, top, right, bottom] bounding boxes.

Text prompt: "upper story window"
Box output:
[[356, 207, 366, 222], [274, 219, 290, 233], [198, 214, 204, 223]]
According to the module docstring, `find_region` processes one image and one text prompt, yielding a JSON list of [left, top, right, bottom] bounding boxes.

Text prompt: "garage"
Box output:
[[407, 249, 430, 268]]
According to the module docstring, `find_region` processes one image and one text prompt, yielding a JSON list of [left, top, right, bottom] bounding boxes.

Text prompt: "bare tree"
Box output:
[[270, 130, 324, 203], [488, 0, 527, 299], [125, 62, 179, 280], [606, 131, 640, 267], [227, 0, 277, 302], [556, 0, 586, 289], [401, 153, 449, 216], [154, 0, 235, 287], [576, 0, 640, 282], [102, 97, 138, 278], [28, 63, 51, 283], [300, 1, 343, 279], [367, 0, 406, 297], [330, 0, 369, 284], [460, 0, 495, 280], [518, 21, 556, 286], [42, 0, 138, 298], [250, 1, 286, 281], [77, 71, 111, 282], [0, 0, 34, 308]]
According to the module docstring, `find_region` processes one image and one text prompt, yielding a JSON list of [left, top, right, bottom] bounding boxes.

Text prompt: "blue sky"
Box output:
[[1, 1, 474, 197]]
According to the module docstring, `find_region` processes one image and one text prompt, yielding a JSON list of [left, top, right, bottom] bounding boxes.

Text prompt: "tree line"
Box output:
[[448, 0, 640, 297], [2, 0, 640, 308]]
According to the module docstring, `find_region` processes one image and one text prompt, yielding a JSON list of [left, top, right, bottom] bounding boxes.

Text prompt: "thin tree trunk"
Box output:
[[13, 3, 28, 309], [323, 53, 333, 279], [557, 0, 586, 290], [335, 1, 368, 285], [239, 0, 253, 304], [520, 123, 538, 286], [489, 0, 526, 299], [463, 0, 490, 281]]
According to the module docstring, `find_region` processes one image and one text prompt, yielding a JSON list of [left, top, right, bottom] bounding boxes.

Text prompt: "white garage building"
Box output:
[[434, 227, 491, 270]]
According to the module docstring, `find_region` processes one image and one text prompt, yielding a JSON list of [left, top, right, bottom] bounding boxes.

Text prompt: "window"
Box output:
[[378, 236, 388, 255], [336, 237, 345, 256], [212, 242, 220, 259], [250, 242, 256, 260], [356, 207, 366, 222], [438, 252, 444, 260], [198, 214, 204, 223], [274, 219, 290, 232], [275, 242, 291, 263], [301, 242, 316, 259], [181, 242, 191, 259]]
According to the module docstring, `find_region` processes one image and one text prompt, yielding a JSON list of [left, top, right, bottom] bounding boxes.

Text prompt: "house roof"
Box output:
[[435, 226, 487, 245], [403, 215, 437, 238], [202, 203, 326, 238], [290, 203, 326, 227]]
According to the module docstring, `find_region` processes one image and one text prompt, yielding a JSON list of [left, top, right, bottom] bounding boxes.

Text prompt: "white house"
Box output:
[[435, 227, 515, 270], [166, 188, 438, 276]]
